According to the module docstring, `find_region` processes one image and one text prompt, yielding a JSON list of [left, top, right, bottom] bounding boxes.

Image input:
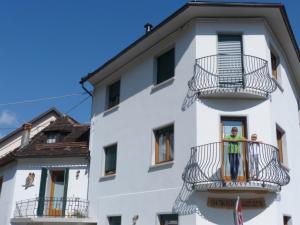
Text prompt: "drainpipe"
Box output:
[[20, 123, 32, 148]]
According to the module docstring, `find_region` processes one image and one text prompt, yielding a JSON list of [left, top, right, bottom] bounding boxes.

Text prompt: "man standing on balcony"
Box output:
[[223, 127, 247, 182]]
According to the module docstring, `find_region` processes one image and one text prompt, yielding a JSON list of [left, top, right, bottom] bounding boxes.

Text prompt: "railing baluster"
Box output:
[[182, 141, 290, 191], [14, 197, 89, 219], [189, 54, 277, 97]]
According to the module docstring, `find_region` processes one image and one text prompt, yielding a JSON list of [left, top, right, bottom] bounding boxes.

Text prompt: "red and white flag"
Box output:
[[234, 196, 244, 225]]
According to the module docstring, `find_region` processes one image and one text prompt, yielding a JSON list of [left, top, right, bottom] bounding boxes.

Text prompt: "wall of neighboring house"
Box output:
[[8, 158, 89, 222], [0, 113, 58, 157], [0, 163, 17, 225], [89, 20, 197, 224]]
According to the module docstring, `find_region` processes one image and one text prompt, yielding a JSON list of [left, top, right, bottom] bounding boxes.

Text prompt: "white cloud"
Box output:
[[0, 110, 17, 126]]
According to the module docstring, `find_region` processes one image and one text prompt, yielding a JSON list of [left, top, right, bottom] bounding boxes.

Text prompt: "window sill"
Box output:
[[151, 77, 174, 94], [103, 105, 119, 116], [148, 161, 174, 172], [99, 174, 116, 181]]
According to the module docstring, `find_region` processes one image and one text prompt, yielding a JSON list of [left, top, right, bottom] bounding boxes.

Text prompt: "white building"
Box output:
[[81, 2, 299, 225], [0, 109, 94, 225]]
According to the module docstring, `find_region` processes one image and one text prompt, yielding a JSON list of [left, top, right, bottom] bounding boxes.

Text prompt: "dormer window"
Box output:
[[47, 132, 58, 144]]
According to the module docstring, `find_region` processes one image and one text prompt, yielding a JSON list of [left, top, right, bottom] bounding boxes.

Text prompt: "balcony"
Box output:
[[188, 54, 277, 98], [12, 197, 96, 224], [182, 141, 290, 192]]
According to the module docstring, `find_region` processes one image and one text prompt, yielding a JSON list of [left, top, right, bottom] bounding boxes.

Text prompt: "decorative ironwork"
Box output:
[[188, 54, 277, 97], [14, 197, 89, 218], [182, 141, 290, 192]]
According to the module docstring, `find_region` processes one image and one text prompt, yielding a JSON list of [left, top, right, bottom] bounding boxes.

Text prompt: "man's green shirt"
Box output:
[[225, 134, 243, 154]]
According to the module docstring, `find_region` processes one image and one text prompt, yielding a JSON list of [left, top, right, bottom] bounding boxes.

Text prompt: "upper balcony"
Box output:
[[182, 141, 290, 193], [12, 197, 96, 225], [188, 54, 278, 98]]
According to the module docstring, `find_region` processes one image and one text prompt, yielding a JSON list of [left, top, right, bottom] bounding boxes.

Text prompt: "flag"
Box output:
[[234, 196, 243, 225]]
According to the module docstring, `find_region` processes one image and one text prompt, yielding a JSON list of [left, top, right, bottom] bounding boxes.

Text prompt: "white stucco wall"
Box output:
[[89, 18, 300, 225], [89, 20, 197, 225]]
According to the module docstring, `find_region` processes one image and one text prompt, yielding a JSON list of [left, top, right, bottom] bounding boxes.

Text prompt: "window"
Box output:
[[284, 215, 292, 225], [271, 52, 279, 79], [276, 127, 284, 163], [0, 176, 3, 196], [156, 48, 175, 84], [154, 124, 174, 164], [104, 144, 117, 176], [159, 214, 178, 225], [107, 80, 120, 109], [47, 132, 58, 143], [218, 34, 243, 87], [108, 216, 121, 225]]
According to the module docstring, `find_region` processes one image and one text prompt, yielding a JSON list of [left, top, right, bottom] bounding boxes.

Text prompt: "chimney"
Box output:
[[144, 23, 153, 33], [20, 123, 32, 148]]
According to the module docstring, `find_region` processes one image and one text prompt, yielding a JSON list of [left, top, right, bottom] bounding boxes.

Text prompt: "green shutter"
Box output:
[[157, 48, 175, 84], [62, 168, 69, 216], [37, 168, 47, 216]]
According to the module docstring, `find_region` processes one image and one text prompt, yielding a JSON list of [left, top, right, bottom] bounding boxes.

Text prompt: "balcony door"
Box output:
[[37, 168, 69, 217], [221, 117, 247, 182], [48, 170, 66, 216], [218, 34, 244, 88]]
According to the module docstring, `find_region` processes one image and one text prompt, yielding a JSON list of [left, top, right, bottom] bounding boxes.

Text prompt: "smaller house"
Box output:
[[0, 109, 95, 225]]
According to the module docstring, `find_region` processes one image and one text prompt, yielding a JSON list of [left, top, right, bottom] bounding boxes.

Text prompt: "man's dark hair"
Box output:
[[231, 127, 238, 132]]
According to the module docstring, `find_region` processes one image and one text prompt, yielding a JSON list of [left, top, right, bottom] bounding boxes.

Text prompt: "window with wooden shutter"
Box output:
[[156, 48, 175, 84], [0, 176, 3, 197], [154, 124, 174, 164], [276, 128, 284, 163], [271, 52, 278, 79]]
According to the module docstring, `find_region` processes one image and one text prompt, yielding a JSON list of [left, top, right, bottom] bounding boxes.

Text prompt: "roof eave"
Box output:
[[80, 2, 299, 85]]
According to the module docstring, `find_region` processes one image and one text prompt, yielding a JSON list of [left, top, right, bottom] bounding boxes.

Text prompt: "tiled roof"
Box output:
[[0, 116, 90, 166]]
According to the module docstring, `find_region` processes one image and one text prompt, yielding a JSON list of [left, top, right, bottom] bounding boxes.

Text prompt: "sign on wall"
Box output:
[[207, 197, 266, 209]]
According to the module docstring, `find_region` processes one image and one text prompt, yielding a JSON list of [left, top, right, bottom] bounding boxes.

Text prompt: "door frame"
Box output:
[[220, 116, 248, 182]]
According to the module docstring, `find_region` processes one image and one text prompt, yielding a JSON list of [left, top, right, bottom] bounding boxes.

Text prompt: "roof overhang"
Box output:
[[80, 2, 299, 90]]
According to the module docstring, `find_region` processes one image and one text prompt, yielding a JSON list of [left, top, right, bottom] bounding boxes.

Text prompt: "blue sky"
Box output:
[[0, 0, 299, 137]]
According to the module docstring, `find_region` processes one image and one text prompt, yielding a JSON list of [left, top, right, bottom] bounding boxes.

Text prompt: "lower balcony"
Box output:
[[12, 197, 96, 225], [182, 141, 290, 192], [188, 54, 278, 98]]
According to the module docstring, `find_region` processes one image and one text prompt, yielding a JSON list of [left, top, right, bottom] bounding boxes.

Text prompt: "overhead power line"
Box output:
[[0, 92, 86, 107], [65, 95, 90, 114]]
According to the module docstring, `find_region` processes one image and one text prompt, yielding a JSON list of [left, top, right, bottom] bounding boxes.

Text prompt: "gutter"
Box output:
[[80, 78, 93, 97]]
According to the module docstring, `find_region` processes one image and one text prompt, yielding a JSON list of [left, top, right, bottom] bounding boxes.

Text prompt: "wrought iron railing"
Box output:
[[182, 141, 290, 191], [14, 197, 89, 218], [188, 54, 277, 97]]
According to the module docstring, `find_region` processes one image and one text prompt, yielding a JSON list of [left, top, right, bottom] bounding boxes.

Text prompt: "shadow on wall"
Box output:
[[173, 182, 277, 224], [200, 98, 265, 111], [181, 89, 198, 111]]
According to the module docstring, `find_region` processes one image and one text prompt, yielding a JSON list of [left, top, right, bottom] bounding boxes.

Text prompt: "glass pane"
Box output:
[[158, 134, 167, 162]]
